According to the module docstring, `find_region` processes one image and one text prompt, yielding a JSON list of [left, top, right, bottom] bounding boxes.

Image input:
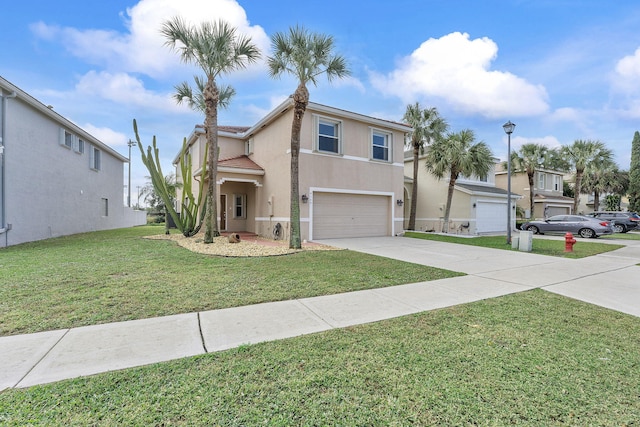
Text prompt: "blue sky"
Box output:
[[4, 0, 640, 201]]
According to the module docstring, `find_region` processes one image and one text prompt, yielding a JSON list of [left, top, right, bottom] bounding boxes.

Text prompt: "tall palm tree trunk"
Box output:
[[408, 145, 419, 230], [289, 83, 308, 249], [527, 172, 535, 218], [443, 173, 457, 233], [204, 80, 220, 243], [573, 170, 583, 214]]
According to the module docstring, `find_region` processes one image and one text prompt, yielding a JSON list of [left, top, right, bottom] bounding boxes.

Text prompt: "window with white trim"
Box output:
[[90, 146, 102, 171], [60, 129, 73, 149], [371, 130, 391, 162], [101, 198, 109, 216], [553, 175, 561, 191], [316, 117, 341, 154], [233, 194, 246, 219], [538, 172, 546, 189], [245, 138, 254, 156], [75, 138, 85, 154]]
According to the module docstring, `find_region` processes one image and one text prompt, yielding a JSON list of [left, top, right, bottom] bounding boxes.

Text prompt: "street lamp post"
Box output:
[[502, 121, 516, 245], [127, 139, 136, 207]]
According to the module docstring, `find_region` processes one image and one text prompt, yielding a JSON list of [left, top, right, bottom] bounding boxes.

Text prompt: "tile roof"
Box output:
[[218, 155, 264, 171]]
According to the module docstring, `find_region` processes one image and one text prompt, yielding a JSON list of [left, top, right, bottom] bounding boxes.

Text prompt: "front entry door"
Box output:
[[220, 194, 227, 231]]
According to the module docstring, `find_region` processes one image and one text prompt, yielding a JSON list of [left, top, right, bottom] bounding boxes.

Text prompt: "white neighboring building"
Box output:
[[0, 76, 145, 247]]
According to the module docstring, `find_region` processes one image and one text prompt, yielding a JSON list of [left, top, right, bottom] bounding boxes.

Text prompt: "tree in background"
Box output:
[[267, 25, 350, 249], [563, 140, 613, 214], [581, 158, 624, 211], [629, 131, 640, 212], [162, 17, 260, 243], [506, 143, 548, 218], [424, 129, 493, 232], [403, 103, 448, 230]]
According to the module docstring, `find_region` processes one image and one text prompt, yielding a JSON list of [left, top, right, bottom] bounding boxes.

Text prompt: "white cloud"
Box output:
[[370, 32, 549, 119], [613, 47, 640, 91], [82, 124, 129, 147], [30, 0, 270, 78], [75, 70, 186, 112]]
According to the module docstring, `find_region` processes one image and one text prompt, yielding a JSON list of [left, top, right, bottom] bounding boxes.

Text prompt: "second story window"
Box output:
[[538, 172, 546, 190], [90, 147, 101, 171], [371, 130, 391, 162], [317, 117, 341, 154], [553, 175, 561, 191]]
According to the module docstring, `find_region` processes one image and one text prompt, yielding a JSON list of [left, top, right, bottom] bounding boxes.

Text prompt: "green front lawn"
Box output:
[[1, 290, 638, 425], [404, 231, 624, 258], [0, 227, 461, 336]]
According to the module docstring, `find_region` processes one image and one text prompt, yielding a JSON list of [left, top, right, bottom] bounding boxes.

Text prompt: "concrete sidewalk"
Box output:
[[2, 236, 638, 390]]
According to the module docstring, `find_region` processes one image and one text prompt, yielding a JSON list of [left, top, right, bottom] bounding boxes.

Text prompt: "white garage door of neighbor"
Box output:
[[313, 192, 390, 239], [476, 201, 507, 233]]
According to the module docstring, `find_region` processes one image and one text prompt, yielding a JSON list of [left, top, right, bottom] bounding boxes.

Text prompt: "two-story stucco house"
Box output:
[[403, 154, 516, 235], [0, 76, 145, 247], [175, 98, 411, 241], [495, 166, 573, 219]]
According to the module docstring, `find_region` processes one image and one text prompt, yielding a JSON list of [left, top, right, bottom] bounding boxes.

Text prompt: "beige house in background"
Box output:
[[175, 99, 411, 241], [495, 166, 573, 219], [403, 155, 516, 235]]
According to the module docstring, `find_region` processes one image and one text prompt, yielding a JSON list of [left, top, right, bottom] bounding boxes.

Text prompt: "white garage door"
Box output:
[[476, 201, 507, 233], [313, 192, 390, 239]]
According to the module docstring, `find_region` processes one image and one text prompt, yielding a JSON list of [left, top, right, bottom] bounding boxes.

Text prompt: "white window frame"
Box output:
[[314, 115, 342, 155], [245, 138, 254, 156], [233, 193, 246, 219], [101, 198, 109, 216], [538, 172, 546, 190], [553, 175, 561, 191], [90, 146, 102, 171], [60, 128, 73, 149], [75, 138, 85, 154], [370, 128, 391, 162]]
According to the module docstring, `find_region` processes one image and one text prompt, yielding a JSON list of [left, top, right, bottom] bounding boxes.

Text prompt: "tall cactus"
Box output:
[[133, 119, 206, 237]]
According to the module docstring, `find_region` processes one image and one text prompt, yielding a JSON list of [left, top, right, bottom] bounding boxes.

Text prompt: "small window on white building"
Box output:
[[233, 194, 246, 219], [90, 147, 102, 171], [102, 198, 109, 216], [553, 175, 561, 191], [75, 138, 85, 154], [60, 129, 73, 149]]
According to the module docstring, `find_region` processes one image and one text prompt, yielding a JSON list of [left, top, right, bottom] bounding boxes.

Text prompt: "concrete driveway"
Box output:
[[318, 235, 640, 317]]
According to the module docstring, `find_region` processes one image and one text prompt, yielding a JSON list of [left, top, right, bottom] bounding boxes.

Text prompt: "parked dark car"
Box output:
[[586, 211, 640, 233], [520, 214, 613, 238]]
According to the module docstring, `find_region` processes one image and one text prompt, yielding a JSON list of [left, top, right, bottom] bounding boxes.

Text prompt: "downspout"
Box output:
[[0, 91, 17, 247]]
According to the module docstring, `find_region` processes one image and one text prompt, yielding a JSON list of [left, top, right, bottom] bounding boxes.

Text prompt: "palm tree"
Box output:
[[506, 143, 547, 218], [562, 140, 613, 214], [581, 159, 624, 211], [161, 17, 260, 243], [267, 25, 350, 249], [424, 129, 493, 232], [403, 103, 448, 230]]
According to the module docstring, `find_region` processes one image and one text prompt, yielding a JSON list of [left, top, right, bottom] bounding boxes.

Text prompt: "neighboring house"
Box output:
[[495, 166, 573, 219], [0, 76, 145, 248], [175, 99, 411, 241], [403, 155, 517, 235]]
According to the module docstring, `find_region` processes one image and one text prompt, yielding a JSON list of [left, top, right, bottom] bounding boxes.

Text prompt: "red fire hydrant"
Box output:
[[564, 232, 576, 252]]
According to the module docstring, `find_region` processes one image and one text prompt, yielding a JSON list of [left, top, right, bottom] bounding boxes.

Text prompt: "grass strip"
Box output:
[[1, 290, 638, 425], [404, 231, 623, 258], [0, 227, 462, 336]]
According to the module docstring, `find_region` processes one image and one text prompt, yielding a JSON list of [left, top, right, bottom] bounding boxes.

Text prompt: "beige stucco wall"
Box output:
[[495, 169, 567, 219], [176, 103, 408, 241], [404, 160, 477, 233]]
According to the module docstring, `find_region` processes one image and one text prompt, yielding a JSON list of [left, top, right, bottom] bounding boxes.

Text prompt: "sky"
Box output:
[[4, 0, 640, 205]]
